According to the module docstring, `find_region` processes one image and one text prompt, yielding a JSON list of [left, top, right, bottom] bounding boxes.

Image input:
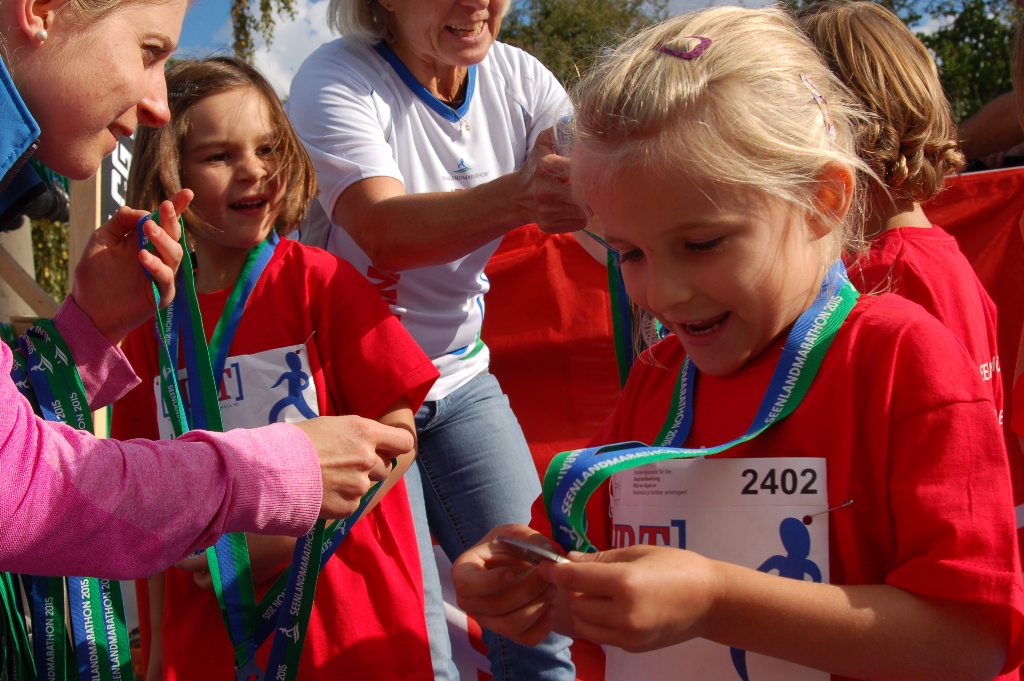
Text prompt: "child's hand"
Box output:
[[173, 535, 296, 590], [451, 525, 559, 646], [538, 544, 720, 653], [71, 190, 192, 345], [174, 552, 213, 590]]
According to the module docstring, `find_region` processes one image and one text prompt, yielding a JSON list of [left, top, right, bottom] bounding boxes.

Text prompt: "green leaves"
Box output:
[[231, 0, 298, 63], [501, 0, 668, 88], [919, 0, 1021, 122]]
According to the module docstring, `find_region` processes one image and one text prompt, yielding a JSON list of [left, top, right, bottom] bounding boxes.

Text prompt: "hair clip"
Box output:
[[800, 74, 837, 143], [169, 83, 197, 100], [655, 36, 712, 60]]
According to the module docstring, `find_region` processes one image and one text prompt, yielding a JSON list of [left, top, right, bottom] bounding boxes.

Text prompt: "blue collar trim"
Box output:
[[374, 42, 475, 123]]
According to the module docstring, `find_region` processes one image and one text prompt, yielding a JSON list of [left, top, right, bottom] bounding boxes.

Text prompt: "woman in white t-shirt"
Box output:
[[288, 1, 583, 679]]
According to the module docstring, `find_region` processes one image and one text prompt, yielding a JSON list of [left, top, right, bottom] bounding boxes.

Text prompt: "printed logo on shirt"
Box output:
[[366, 265, 401, 315], [980, 355, 1000, 382], [441, 158, 489, 182], [153, 345, 320, 440]]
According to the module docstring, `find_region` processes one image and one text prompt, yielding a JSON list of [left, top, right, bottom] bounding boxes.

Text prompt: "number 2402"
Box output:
[[741, 468, 818, 495]]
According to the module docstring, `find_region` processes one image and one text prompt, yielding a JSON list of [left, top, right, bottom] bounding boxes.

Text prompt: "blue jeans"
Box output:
[[406, 370, 575, 681]]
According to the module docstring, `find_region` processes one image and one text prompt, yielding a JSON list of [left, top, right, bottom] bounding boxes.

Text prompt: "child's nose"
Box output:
[[237, 154, 268, 182], [645, 261, 693, 315]]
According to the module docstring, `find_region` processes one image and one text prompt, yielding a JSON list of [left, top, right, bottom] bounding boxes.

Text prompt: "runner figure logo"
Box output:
[[730, 518, 822, 681], [268, 351, 317, 423], [278, 625, 300, 643]]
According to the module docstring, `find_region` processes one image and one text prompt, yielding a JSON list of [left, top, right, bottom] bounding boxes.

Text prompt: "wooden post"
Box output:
[[0, 243, 58, 317], [68, 174, 108, 438], [68, 174, 101, 281]]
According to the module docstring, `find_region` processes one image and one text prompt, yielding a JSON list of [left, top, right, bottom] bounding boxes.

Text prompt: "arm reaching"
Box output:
[[333, 129, 586, 272], [539, 544, 1009, 681]]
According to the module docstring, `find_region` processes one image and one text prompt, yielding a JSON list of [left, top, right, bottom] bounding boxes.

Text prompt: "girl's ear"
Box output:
[[809, 163, 855, 239]]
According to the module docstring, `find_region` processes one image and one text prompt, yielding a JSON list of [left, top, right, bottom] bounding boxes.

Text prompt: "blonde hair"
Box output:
[[797, 1, 963, 204], [126, 56, 316, 238], [571, 6, 868, 260], [325, 0, 389, 43], [0, 0, 177, 64]]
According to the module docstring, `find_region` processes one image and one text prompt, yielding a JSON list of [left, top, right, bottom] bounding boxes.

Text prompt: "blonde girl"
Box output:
[[451, 8, 1024, 680]]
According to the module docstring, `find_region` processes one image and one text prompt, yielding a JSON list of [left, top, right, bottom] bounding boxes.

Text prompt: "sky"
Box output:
[[176, 0, 760, 95]]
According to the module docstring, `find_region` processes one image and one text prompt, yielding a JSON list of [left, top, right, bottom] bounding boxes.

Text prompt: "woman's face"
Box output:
[[386, 0, 508, 72], [16, 0, 186, 180]]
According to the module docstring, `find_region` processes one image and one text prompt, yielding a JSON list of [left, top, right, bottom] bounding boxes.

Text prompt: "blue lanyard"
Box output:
[[546, 262, 858, 552]]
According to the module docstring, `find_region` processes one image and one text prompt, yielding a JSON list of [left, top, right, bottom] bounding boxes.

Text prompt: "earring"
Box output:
[[34, 28, 47, 42]]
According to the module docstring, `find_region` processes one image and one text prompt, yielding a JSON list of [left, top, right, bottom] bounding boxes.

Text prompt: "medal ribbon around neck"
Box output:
[[138, 215, 386, 681], [543, 261, 859, 553]]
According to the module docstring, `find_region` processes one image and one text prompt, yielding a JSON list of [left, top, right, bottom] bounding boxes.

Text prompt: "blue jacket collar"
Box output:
[[0, 55, 44, 230]]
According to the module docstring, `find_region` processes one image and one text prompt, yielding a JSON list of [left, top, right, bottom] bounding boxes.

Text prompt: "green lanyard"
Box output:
[[7, 320, 136, 681], [145, 223, 367, 681]]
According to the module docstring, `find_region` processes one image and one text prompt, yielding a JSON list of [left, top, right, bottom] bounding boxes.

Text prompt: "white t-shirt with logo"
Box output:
[[289, 38, 569, 400]]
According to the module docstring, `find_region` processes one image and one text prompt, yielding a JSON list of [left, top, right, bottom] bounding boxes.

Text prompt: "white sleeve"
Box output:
[[288, 45, 405, 217], [516, 50, 571, 152]]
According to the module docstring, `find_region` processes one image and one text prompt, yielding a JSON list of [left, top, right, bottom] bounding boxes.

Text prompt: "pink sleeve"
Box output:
[[52, 296, 139, 409], [0, 342, 322, 579]]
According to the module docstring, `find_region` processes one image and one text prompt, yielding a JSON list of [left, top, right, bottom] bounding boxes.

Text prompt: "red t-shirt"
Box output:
[[1015, 377, 1024, 441], [846, 225, 1003, 418], [111, 239, 439, 680], [535, 293, 1024, 679]]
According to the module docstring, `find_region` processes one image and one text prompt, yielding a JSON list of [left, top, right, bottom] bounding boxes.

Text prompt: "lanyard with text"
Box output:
[[140, 214, 270, 678], [140, 219, 378, 681], [543, 262, 859, 553], [8, 321, 135, 681]]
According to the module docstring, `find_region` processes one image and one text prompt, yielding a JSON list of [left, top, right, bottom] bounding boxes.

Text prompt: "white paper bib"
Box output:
[[154, 345, 320, 440], [607, 457, 829, 681]]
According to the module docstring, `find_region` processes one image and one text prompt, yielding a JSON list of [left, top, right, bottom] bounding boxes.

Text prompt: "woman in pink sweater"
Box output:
[[0, 0, 413, 579]]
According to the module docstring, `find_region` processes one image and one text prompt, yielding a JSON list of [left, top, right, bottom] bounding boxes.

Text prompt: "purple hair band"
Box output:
[[655, 36, 712, 60]]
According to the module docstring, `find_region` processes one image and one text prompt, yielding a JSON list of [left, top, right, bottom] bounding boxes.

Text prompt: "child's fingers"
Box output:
[[454, 561, 551, 615], [192, 571, 214, 591], [472, 587, 557, 643], [539, 556, 626, 597], [452, 558, 516, 597], [174, 554, 208, 573], [570, 611, 636, 651]]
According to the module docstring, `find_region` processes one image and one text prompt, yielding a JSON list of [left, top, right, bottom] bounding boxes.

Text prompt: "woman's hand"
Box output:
[[451, 525, 559, 646], [174, 534, 297, 590], [514, 129, 588, 235], [71, 190, 192, 345], [292, 415, 413, 519], [538, 544, 720, 653]]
